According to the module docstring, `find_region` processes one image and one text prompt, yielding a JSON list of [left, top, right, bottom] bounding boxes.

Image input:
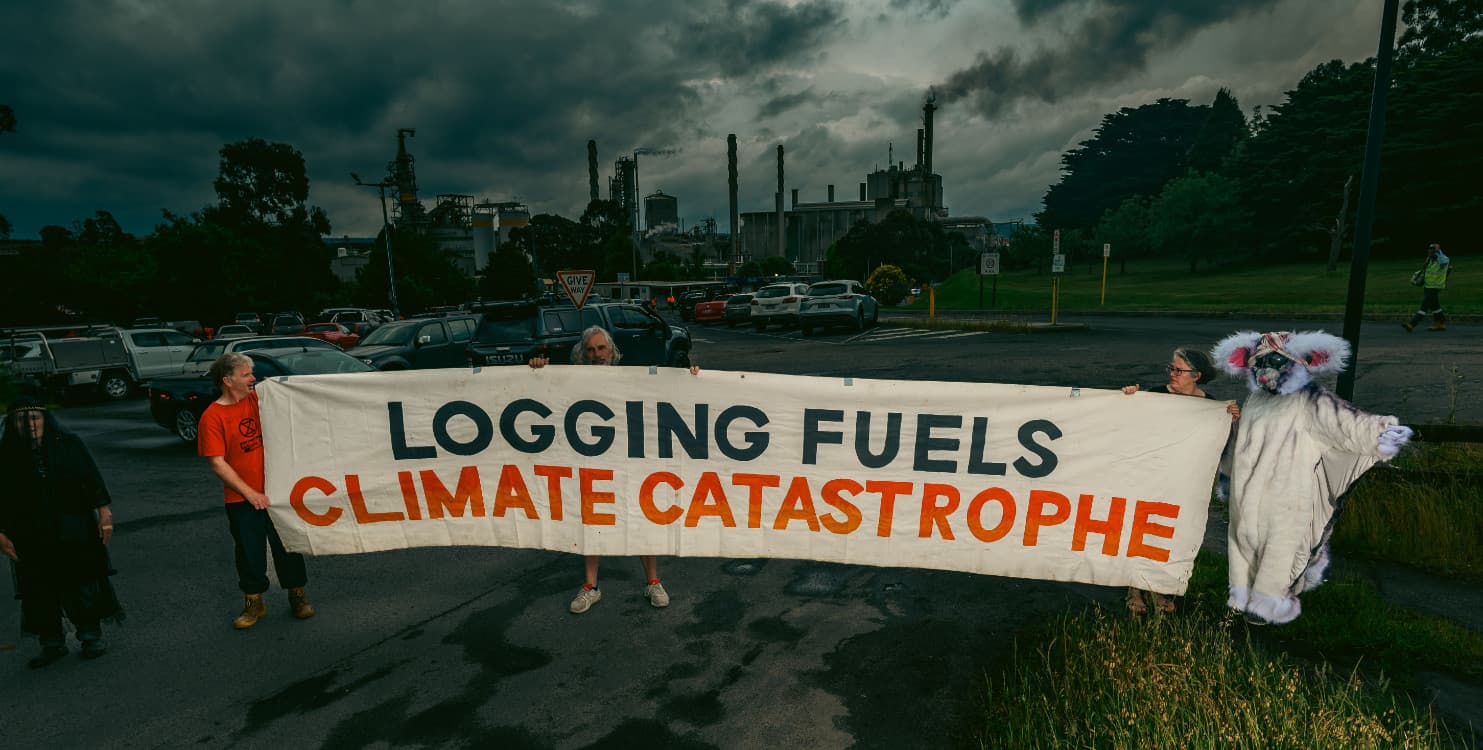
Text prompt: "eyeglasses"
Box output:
[[1166, 365, 1198, 375]]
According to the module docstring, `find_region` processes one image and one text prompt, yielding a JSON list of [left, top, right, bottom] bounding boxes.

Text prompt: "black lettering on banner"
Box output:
[[626, 401, 646, 458], [388, 402, 436, 460], [432, 400, 494, 456], [802, 408, 845, 465], [1013, 419, 1062, 478], [714, 405, 769, 461], [966, 416, 1007, 475], [501, 398, 555, 453], [564, 399, 616, 457], [913, 413, 961, 473], [854, 411, 901, 469], [658, 402, 708, 459]]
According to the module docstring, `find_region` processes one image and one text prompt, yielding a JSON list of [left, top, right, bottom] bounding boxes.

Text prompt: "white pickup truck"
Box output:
[[2, 326, 203, 400]]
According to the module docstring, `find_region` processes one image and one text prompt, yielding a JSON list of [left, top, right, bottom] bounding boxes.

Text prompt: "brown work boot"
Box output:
[[233, 594, 266, 630], [288, 587, 316, 620]]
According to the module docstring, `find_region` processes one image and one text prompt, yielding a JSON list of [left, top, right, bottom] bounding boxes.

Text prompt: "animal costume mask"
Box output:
[[1212, 330, 1411, 624]]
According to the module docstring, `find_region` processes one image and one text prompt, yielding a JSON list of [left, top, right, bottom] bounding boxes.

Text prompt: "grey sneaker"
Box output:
[[570, 587, 602, 614], [645, 582, 670, 608]]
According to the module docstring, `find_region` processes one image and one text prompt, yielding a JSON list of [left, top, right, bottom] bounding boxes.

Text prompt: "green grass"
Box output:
[[912, 258, 1479, 315], [1332, 443, 1483, 583], [975, 551, 1482, 748]]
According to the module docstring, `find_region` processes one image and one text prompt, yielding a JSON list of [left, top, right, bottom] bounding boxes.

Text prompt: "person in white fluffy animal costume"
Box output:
[[1212, 330, 1413, 625]]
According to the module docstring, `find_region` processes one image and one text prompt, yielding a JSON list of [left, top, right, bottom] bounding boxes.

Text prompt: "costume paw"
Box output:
[[1215, 475, 1230, 501], [1377, 425, 1413, 458]]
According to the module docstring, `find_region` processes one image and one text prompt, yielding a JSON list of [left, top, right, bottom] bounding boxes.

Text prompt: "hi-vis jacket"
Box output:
[[1424, 250, 1451, 289]]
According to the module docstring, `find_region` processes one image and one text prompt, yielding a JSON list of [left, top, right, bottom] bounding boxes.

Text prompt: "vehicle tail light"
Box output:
[[751, 300, 760, 306], [783, 296, 798, 303], [156, 390, 169, 400]]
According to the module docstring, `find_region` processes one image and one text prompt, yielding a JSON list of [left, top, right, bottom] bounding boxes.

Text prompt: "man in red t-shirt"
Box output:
[[199, 352, 314, 629]]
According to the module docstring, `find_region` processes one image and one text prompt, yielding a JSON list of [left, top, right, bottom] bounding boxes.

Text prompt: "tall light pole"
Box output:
[[352, 172, 400, 319]]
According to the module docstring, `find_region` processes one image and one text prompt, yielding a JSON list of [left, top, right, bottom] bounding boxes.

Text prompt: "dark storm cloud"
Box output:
[[0, 0, 849, 237], [887, 0, 960, 20], [759, 87, 820, 118], [938, 0, 1283, 118]]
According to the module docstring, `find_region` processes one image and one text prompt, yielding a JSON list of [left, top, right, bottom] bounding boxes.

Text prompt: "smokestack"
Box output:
[[828, 184, 834, 202], [776, 145, 785, 261], [923, 88, 937, 177], [859, 183, 866, 201], [916, 129, 924, 169], [587, 140, 599, 203], [791, 188, 798, 208], [728, 135, 738, 273]]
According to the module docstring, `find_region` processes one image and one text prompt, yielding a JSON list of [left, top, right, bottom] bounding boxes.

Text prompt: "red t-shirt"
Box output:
[[198, 391, 265, 504]]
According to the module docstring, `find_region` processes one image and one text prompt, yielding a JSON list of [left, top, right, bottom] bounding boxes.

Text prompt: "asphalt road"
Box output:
[[0, 315, 1474, 749]]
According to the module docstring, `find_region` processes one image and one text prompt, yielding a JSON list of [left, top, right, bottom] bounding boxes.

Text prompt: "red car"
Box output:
[[301, 322, 360, 349], [692, 294, 732, 324]]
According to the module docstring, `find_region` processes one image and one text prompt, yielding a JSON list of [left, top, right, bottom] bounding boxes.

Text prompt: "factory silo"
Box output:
[[644, 190, 679, 232]]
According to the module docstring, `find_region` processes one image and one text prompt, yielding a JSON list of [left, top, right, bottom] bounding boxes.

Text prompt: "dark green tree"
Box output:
[[759, 256, 796, 276], [479, 241, 536, 301], [1095, 196, 1155, 260], [1147, 173, 1247, 272], [1186, 88, 1247, 176], [354, 230, 473, 314], [1399, 0, 1483, 64]]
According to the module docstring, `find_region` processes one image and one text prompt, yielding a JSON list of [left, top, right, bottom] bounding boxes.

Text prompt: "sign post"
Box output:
[[1101, 243, 1111, 305], [979, 252, 1001, 308], [556, 269, 596, 309]]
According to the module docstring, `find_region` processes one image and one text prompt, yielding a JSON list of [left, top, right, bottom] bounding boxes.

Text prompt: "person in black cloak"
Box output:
[[0, 393, 124, 668]]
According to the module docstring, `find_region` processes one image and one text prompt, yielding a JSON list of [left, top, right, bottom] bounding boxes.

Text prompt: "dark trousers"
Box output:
[[22, 584, 103, 645], [1408, 288, 1445, 327], [224, 502, 308, 595]]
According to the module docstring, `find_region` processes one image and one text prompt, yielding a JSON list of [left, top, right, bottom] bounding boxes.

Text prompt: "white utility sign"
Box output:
[[1103, 243, 1111, 258], [556, 270, 596, 308], [1053, 229, 1061, 253], [980, 252, 1001, 276], [1051, 254, 1066, 273]]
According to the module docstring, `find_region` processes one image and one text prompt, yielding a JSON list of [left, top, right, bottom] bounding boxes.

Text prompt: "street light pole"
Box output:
[[353, 173, 400, 319]]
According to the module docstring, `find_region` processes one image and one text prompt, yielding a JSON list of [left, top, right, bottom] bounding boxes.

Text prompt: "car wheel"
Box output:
[[100, 373, 132, 400], [174, 407, 199, 443], [855, 309, 865, 332], [871, 306, 880, 327], [669, 349, 691, 368], [800, 325, 812, 336]]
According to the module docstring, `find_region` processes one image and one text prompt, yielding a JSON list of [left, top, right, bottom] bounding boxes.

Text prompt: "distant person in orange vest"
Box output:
[[199, 353, 315, 629], [1403, 243, 1452, 332]]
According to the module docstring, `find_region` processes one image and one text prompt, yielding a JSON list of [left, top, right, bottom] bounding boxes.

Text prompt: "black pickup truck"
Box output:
[[468, 301, 691, 368]]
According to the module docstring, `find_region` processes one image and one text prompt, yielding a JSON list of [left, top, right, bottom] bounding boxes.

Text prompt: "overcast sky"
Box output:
[[0, 0, 1387, 240]]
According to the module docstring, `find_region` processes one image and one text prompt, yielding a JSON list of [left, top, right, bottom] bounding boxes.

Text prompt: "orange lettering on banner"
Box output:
[[685, 472, 738, 528], [1072, 494, 1126, 556], [397, 471, 422, 520], [732, 473, 781, 529], [1023, 489, 1071, 546], [1127, 501, 1178, 562], [290, 476, 342, 527], [421, 466, 487, 519], [532, 465, 571, 521], [579, 468, 616, 526], [918, 483, 960, 539], [639, 472, 684, 525], [491, 465, 538, 519], [867, 480, 913, 538], [773, 476, 820, 532], [966, 487, 1015, 543], [819, 478, 864, 535], [347, 473, 404, 524]]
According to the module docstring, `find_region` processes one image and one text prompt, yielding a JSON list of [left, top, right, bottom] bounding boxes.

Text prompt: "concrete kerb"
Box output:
[[882, 308, 1480, 330]]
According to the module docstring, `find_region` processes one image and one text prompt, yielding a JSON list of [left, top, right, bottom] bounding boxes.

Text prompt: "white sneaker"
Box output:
[[570, 587, 602, 614], [645, 582, 670, 608]]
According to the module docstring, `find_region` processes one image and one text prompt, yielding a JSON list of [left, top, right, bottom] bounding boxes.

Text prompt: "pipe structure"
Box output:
[[776, 145, 785, 260], [727, 135, 738, 274], [587, 140, 599, 203]]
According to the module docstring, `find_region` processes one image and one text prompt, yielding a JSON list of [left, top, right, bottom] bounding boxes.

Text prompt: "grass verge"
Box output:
[[975, 552, 1483, 748], [1332, 443, 1483, 583]]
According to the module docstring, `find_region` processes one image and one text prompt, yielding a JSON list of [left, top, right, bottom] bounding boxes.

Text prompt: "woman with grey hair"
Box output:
[[1120, 346, 1239, 615]]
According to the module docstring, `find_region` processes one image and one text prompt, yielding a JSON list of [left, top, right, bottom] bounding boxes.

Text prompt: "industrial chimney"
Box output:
[[776, 145, 785, 259], [587, 140, 599, 203], [728, 134, 738, 273], [923, 88, 937, 177]]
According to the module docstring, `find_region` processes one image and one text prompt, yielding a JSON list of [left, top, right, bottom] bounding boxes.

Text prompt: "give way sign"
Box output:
[[556, 270, 596, 308]]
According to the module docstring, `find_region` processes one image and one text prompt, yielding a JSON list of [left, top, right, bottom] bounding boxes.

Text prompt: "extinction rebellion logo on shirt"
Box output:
[[238, 417, 262, 454]]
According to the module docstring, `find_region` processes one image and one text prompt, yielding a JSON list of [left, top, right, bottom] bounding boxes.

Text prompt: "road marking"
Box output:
[[934, 331, 986, 339]]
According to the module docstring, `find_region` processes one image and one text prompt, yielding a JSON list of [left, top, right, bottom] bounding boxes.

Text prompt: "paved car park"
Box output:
[[2, 315, 1475, 748]]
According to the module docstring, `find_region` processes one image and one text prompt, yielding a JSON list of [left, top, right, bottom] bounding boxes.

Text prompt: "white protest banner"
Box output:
[[258, 368, 1231, 594]]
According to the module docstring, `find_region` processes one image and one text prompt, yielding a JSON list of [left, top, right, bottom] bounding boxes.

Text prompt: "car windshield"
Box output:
[[360, 324, 416, 346], [273, 350, 376, 374], [476, 316, 537, 342], [756, 286, 794, 299], [188, 342, 228, 362], [808, 283, 848, 296], [219, 325, 248, 334]]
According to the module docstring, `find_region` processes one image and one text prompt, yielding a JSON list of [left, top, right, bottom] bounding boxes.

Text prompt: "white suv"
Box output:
[[750, 282, 810, 331]]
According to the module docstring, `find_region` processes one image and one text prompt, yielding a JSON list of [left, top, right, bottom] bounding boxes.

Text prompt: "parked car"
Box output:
[[352, 315, 478, 370], [166, 319, 212, 340], [301, 322, 361, 349], [750, 282, 811, 331], [265, 313, 305, 335], [213, 324, 256, 340], [1, 329, 136, 400], [468, 301, 692, 368], [131, 315, 164, 328], [723, 293, 754, 327], [148, 346, 375, 443], [799, 280, 879, 334], [180, 335, 341, 376], [233, 312, 263, 332], [121, 327, 200, 381], [691, 294, 732, 324], [328, 308, 384, 337]]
